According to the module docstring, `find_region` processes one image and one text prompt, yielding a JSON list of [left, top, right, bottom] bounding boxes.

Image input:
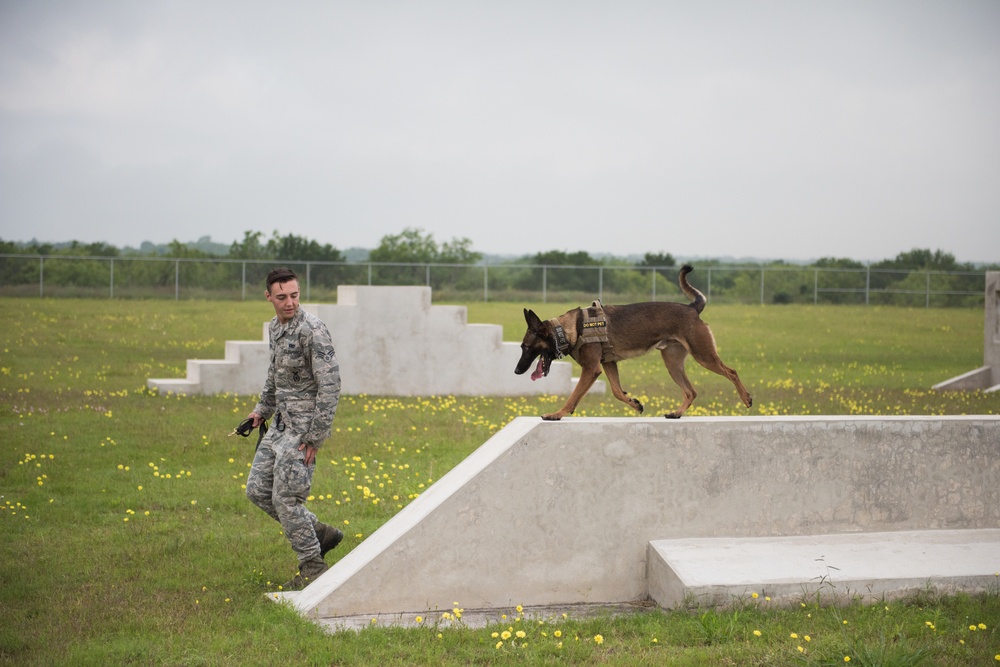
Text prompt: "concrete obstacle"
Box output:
[[276, 415, 1000, 629], [648, 529, 1000, 609], [146, 285, 604, 397], [934, 271, 1000, 392]]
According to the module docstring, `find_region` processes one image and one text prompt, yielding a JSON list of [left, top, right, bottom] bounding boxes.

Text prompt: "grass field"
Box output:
[[1, 298, 998, 666]]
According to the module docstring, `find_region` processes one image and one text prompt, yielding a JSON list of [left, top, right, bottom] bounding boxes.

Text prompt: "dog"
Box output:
[[514, 265, 752, 420]]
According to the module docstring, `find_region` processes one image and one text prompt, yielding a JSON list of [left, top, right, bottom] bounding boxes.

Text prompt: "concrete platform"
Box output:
[[274, 415, 1000, 627], [648, 529, 1000, 609], [935, 270, 1000, 392], [147, 285, 604, 397]]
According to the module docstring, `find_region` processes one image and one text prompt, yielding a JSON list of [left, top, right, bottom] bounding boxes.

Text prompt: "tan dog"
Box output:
[[514, 265, 752, 420]]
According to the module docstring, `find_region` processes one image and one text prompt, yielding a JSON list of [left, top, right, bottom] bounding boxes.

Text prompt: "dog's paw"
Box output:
[[664, 412, 682, 419], [634, 400, 644, 414], [541, 413, 563, 421]]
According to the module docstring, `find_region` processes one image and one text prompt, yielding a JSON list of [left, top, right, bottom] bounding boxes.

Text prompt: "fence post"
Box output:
[[651, 268, 656, 301], [707, 268, 712, 300], [110, 258, 114, 299], [39, 256, 44, 297], [814, 269, 818, 305], [483, 265, 488, 302], [865, 267, 870, 305], [760, 268, 765, 305], [926, 272, 930, 308], [241, 262, 246, 301], [542, 266, 547, 303], [175, 260, 180, 300], [599, 266, 604, 302], [367, 263, 372, 286], [306, 263, 311, 301]]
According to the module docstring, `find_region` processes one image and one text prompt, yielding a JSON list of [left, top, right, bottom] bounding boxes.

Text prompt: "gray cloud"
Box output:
[[1, 0, 998, 262]]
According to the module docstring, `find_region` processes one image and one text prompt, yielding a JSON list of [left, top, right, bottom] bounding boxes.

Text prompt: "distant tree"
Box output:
[[639, 252, 677, 285], [229, 231, 271, 260], [66, 240, 120, 257], [639, 252, 676, 269], [531, 250, 598, 267], [369, 227, 481, 288], [187, 236, 230, 256], [161, 239, 212, 258], [266, 232, 344, 263], [371, 227, 433, 263], [369, 227, 481, 265], [260, 232, 346, 290], [371, 228, 461, 264], [813, 257, 865, 269], [873, 248, 968, 272], [438, 237, 481, 265], [0, 239, 38, 286], [515, 250, 599, 292], [869, 248, 981, 306]]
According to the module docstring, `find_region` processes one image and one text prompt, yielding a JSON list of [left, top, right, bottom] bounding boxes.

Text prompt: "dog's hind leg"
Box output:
[[660, 342, 697, 418], [688, 329, 753, 410], [601, 360, 643, 414], [697, 355, 753, 409]]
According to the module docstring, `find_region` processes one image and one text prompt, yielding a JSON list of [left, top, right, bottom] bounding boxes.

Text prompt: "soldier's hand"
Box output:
[[299, 442, 318, 466]]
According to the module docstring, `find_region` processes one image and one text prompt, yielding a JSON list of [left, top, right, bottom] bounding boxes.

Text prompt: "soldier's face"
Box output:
[[266, 279, 300, 323]]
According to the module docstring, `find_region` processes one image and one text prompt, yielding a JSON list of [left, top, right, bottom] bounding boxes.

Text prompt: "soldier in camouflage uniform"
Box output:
[[245, 267, 343, 589]]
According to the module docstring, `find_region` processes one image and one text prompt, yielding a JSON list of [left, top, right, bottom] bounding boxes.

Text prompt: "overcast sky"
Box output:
[[1, 1, 998, 263]]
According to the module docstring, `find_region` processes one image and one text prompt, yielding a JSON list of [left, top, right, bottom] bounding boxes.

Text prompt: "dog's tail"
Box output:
[[679, 265, 706, 314]]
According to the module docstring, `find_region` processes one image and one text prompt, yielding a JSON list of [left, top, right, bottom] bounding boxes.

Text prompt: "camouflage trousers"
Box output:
[[245, 426, 320, 564]]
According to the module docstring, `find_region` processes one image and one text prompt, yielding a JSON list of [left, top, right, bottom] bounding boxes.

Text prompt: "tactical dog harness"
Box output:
[[549, 300, 614, 361]]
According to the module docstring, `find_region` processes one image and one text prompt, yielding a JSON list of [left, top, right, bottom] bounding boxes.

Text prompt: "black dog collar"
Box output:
[[549, 319, 570, 358]]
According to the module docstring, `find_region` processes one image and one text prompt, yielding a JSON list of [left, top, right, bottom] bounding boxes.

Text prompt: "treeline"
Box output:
[[1, 229, 995, 304]]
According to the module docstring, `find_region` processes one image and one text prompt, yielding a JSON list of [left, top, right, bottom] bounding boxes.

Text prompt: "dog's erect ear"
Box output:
[[524, 308, 544, 331]]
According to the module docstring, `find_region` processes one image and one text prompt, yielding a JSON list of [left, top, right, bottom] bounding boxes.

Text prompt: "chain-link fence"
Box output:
[[0, 253, 987, 307]]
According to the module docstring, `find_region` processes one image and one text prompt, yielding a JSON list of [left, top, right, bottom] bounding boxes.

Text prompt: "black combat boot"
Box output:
[[283, 558, 329, 590], [314, 521, 344, 559]]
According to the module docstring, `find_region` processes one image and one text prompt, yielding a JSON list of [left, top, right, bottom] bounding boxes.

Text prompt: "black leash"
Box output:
[[229, 417, 268, 451]]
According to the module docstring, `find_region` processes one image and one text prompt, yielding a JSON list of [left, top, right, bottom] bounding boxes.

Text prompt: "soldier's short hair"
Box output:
[[266, 267, 298, 293]]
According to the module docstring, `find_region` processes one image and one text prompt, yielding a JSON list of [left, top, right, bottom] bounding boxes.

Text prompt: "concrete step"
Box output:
[[648, 529, 1000, 608]]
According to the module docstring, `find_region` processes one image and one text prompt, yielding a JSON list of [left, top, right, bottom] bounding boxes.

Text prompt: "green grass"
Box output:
[[1, 298, 998, 666]]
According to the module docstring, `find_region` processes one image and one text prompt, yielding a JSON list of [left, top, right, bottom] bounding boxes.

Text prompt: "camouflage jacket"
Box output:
[[253, 309, 341, 448]]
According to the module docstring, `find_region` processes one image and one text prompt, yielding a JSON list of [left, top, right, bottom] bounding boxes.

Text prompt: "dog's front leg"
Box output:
[[542, 345, 603, 421], [602, 361, 643, 414]]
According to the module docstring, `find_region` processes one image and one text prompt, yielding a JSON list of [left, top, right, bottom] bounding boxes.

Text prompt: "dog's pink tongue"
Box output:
[[531, 358, 545, 381]]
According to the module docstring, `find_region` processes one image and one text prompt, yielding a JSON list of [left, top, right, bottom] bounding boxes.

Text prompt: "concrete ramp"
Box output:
[[935, 270, 1000, 392], [277, 415, 1000, 626]]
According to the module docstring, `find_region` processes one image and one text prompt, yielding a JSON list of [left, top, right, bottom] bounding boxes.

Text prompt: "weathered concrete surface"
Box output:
[[648, 529, 1000, 609], [280, 415, 1000, 623], [935, 271, 1000, 392], [146, 285, 603, 397]]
